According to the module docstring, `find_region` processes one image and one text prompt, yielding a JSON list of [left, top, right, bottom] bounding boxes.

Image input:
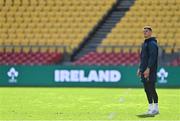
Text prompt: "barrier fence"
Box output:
[[0, 65, 179, 87]]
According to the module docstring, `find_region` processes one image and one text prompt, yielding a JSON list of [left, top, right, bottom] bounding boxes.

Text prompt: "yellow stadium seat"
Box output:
[[14, 0, 21, 5], [105, 47, 113, 53], [49, 47, 56, 53], [14, 47, 22, 52], [4, 39, 12, 52], [9, 6, 18, 12], [1, 33, 8, 39], [0, 0, 5, 6], [117, 39, 126, 45], [40, 47, 48, 53], [57, 47, 65, 53], [114, 47, 121, 53], [5, 0, 13, 6], [123, 47, 130, 53], [22, 0, 29, 6], [174, 40, 180, 52], [164, 47, 173, 54], [38, 39, 47, 46], [0, 16, 6, 22], [96, 47, 105, 53]]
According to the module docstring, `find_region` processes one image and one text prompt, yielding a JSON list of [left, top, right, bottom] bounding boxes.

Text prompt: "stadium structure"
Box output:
[[0, 0, 180, 120], [0, 0, 180, 87]]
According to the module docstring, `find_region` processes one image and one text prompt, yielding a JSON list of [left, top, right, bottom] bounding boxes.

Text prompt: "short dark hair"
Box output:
[[144, 26, 152, 31]]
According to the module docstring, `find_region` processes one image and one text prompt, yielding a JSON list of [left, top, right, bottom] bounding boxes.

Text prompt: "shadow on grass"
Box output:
[[136, 113, 155, 118]]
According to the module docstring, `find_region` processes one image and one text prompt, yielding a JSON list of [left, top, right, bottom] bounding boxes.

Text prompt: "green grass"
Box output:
[[0, 87, 179, 120]]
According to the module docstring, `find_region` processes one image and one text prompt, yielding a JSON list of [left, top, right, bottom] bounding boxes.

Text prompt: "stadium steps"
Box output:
[[71, 0, 135, 61]]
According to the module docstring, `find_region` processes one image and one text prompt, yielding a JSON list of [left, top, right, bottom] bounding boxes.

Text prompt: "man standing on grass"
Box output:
[[137, 26, 159, 115]]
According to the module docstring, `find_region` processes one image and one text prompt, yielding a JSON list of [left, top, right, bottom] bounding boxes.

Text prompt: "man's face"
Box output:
[[143, 29, 152, 38]]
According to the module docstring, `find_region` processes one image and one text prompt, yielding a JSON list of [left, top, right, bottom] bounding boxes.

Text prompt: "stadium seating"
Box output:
[[73, 51, 140, 66], [0, 0, 116, 65], [0, 0, 115, 53], [74, 0, 180, 66], [97, 0, 180, 54], [0, 51, 62, 65]]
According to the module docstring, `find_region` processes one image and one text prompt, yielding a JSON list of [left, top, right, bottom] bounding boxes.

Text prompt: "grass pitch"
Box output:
[[0, 87, 179, 120]]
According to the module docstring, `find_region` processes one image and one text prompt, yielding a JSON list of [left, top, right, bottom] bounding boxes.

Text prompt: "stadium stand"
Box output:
[[1, 0, 179, 66], [97, 0, 180, 54], [0, 0, 116, 65], [74, 0, 180, 66]]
